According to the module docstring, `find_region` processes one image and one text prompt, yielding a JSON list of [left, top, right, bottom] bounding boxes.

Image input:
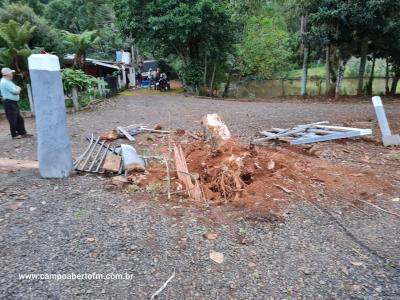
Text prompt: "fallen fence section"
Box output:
[[73, 134, 122, 174], [254, 121, 372, 145], [74, 134, 162, 175]]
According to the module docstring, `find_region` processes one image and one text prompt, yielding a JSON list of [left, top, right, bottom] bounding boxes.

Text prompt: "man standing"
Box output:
[[0, 67, 32, 139]]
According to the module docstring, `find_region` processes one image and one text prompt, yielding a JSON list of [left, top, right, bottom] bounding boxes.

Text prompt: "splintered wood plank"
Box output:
[[117, 126, 136, 141], [173, 144, 203, 201], [0, 158, 39, 170]]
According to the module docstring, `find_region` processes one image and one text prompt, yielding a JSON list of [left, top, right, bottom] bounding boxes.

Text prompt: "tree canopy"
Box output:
[[1, 0, 400, 96]]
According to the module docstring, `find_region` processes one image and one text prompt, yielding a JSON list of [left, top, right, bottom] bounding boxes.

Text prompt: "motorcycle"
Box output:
[[157, 73, 170, 92]]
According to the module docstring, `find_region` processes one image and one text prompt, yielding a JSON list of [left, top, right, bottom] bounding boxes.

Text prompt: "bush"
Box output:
[[61, 68, 98, 92]]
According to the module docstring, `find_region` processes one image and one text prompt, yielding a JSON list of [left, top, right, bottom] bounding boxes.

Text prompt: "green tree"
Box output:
[[63, 30, 100, 69], [237, 15, 291, 78], [0, 2, 65, 55], [112, 0, 234, 91], [0, 0, 46, 15], [45, 0, 110, 33], [0, 20, 35, 80], [306, 0, 400, 97]]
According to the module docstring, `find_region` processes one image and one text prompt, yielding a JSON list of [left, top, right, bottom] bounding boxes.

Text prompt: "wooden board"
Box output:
[[102, 154, 122, 173], [0, 158, 39, 172], [173, 144, 203, 201], [117, 126, 135, 141]]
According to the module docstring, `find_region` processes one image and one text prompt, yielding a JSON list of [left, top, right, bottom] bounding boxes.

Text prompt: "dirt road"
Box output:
[[1, 93, 399, 299]]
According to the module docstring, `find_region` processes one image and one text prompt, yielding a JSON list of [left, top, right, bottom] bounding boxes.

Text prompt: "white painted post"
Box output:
[[372, 96, 400, 146], [28, 54, 72, 178]]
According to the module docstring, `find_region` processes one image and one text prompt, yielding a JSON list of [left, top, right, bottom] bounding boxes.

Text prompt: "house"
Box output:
[[63, 54, 136, 94]]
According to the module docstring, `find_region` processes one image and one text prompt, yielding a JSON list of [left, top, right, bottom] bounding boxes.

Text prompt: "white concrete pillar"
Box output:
[[28, 54, 73, 178]]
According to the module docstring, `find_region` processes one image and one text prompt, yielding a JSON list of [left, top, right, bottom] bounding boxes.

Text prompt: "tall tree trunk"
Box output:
[[73, 51, 85, 69], [301, 47, 309, 96], [357, 39, 368, 95], [300, 14, 308, 97], [385, 59, 390, 95], [366, 57, 376, 95], [223, 67, 234, 98], [325, 45, 331, 95], [390, 77, 399, 95], [203, 55, 207, 87], [209, 63, 216, 92], [335, 59, 345, 99]]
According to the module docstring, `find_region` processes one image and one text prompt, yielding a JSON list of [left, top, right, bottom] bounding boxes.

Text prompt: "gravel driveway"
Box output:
[[0, 93, 399, 299]]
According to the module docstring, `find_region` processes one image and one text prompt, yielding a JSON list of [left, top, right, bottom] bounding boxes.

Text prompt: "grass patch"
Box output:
[[288, 66, 325, 78]]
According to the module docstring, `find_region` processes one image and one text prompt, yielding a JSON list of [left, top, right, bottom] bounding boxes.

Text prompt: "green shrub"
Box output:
[[61, 68, 98, 92]]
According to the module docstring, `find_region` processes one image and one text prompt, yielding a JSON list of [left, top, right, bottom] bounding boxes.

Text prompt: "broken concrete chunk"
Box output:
[[100, 129, 121, 141], [153, 123, 163, 130], [102, 154, 122, 173], [121, 144, 145, 174], [201, 114, 231, 150], [209, 250, 224, 264]]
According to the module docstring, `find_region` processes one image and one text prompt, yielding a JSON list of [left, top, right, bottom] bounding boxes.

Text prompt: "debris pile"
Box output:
[[73, 114, 391, 213], [253, 121, 372, 145]]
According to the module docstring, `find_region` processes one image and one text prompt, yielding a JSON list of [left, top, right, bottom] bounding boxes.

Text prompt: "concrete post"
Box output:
[[28, 54, 73, 178], [372, 96, 400, 146]]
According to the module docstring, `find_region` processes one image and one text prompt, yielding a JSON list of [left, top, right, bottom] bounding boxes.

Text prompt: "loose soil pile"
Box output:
[[121, 130, 393, 215]]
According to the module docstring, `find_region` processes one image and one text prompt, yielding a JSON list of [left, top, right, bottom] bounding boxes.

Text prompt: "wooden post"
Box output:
[[26, 83, 34, 114], [122, 67, 127, 88], [97, 77, 102, 96], [117, 74, 122, 90], [71, 87, 79, 111], [131, 45, 136, 87]]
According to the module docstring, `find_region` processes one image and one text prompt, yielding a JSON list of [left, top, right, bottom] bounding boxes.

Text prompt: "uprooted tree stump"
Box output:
[[201, 114, 231, 150]]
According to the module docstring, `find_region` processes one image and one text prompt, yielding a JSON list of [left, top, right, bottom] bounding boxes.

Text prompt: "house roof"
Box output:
[[64, 54, 128, 70]]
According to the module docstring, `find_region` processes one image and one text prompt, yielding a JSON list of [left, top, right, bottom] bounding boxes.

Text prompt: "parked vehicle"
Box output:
[[157, 73, 170, 92]]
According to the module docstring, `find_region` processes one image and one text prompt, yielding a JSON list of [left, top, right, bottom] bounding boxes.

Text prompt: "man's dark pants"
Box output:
[[4, 99, 27, 138]]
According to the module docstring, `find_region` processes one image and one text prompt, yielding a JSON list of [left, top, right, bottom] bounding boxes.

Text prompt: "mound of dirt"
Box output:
[[125, 133, 393, 215]]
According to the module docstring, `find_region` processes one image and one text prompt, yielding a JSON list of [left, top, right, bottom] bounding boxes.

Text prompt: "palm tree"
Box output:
[[63, 30, 100, 69], [0, 20, 35, 80]]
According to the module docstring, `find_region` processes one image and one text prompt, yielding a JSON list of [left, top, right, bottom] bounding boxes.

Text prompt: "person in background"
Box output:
[[0, 67, 32, 139], [148, 68, 153, 88], [154, 68, 161, 90]]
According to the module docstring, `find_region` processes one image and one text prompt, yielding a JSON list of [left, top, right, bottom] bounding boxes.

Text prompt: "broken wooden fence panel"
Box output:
[[254, 122, 372, 145], [291, 130, 370, 145], [117, 126, 136, 141]]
